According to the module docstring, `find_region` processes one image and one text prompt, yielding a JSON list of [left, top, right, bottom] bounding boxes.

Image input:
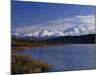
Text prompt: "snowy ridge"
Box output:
[[12, 26, 95, 39]]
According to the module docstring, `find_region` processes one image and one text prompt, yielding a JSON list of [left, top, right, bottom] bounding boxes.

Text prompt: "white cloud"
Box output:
[[13, 15, 96, 33]]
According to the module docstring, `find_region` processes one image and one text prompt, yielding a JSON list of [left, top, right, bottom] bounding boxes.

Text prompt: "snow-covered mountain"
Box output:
[[12, 26, 95, 40]]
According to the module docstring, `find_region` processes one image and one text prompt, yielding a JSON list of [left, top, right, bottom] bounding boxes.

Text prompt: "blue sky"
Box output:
[[11, 1, 96, 32]]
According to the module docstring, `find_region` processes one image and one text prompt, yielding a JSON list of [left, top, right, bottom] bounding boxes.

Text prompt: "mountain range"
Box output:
[[12, 26, 95, 38], [12, 26, 95, 44]]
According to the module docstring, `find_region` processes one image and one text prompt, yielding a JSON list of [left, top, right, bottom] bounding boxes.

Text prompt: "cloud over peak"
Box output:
[[13, 15, 95, 33]]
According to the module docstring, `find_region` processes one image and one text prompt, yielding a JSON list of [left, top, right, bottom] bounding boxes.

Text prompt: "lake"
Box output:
[[17, 44, 96, 72]]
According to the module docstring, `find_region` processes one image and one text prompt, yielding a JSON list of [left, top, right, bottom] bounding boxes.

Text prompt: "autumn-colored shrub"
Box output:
[[12, 54, 51, 74]]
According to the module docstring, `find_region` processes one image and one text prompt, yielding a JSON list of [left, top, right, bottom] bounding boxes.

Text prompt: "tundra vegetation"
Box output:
[[11, 37, 52, 74]]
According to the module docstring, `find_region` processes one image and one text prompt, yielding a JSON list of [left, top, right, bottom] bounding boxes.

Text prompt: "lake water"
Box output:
[[17, 44, 96, 72]]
